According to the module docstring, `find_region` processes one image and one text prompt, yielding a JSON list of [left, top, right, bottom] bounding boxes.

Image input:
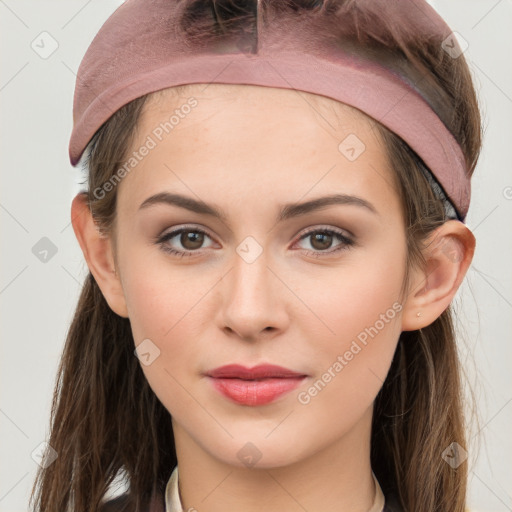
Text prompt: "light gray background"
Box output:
[[1, 1, 511, 511]]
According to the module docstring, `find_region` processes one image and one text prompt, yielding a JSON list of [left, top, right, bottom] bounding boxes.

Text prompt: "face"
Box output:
[[112, 84, 408, 468]]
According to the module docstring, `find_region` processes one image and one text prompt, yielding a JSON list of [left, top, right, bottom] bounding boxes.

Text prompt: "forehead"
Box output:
[[116, 83, 400, 222], [145, 82, 371, 129]]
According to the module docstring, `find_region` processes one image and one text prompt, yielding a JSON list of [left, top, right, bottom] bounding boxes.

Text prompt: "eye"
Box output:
[[294, 227, 355, 257], [155, 225, 215, 258]]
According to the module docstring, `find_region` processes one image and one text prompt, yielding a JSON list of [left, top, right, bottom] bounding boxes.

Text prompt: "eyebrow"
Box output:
[[138, 192, 378, 222]]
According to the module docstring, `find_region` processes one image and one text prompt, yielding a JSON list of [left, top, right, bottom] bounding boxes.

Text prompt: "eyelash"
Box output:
[[154, 225, 355, 259]]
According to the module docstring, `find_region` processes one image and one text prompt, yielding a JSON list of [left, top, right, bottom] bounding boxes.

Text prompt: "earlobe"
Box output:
[[70, 193, 129, 318], [401, 220, 475, 331]]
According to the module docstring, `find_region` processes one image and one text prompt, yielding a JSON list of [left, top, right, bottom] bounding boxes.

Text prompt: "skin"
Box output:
[[71, 83, 475, 512]]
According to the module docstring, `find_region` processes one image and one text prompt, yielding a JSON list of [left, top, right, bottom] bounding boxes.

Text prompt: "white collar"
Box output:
[[165, 465, 385, 512]]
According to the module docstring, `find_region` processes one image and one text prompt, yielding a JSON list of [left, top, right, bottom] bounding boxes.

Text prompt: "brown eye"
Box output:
[[296, 228, 355, 256], [156, 227, 214, 257], [309, 232, 334, 251], [179, 230, 205, 250]]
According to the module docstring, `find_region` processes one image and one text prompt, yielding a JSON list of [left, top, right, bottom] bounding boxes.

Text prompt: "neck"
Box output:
[[172, 406, 377, 512]]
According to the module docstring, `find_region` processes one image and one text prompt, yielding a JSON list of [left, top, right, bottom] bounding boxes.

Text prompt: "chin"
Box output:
[[199, 429, 313, 470]]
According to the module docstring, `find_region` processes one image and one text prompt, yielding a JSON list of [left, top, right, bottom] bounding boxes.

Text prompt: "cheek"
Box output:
[[307, 244, 403, 334], [120, 248, 216, 383], [120, 255, 208, 415], [298, 244, 405, 396], [120, 246, 203, 341]]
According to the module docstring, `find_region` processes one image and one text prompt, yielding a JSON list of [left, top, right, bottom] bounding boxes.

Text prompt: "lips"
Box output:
[[206, 364, 307, 380], [205, 364, 308, 406]]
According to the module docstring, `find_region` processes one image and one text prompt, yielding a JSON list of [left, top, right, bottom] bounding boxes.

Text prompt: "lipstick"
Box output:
[[205, 364, 308, 406]]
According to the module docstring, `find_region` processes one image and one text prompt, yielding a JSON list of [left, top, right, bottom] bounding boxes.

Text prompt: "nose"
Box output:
[[217, 247, 289, 342]]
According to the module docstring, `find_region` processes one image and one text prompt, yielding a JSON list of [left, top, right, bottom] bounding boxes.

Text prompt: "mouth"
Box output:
[[205, 364, 309, 406]]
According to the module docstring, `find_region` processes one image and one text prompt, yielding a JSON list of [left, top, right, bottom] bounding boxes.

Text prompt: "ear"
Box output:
[[70, 193, 129, 318], [401, 220, 475, 331]]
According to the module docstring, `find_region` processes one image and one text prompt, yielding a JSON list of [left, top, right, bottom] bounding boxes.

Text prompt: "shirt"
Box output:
[[164, 465, 386, 512]]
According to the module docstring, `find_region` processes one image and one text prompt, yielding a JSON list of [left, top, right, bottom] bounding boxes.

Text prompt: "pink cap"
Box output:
[[69, 0, 470, 220]]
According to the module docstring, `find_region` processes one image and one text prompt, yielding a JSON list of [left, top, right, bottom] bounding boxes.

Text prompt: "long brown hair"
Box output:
[[30, 1, 482, 511]]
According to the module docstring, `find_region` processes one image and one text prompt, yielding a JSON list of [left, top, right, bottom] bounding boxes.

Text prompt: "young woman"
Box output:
[[30, 1, 482, 511]]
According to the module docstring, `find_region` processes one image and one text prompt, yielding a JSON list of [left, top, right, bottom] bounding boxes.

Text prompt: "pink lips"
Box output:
[[206, 364, 308, 406]]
